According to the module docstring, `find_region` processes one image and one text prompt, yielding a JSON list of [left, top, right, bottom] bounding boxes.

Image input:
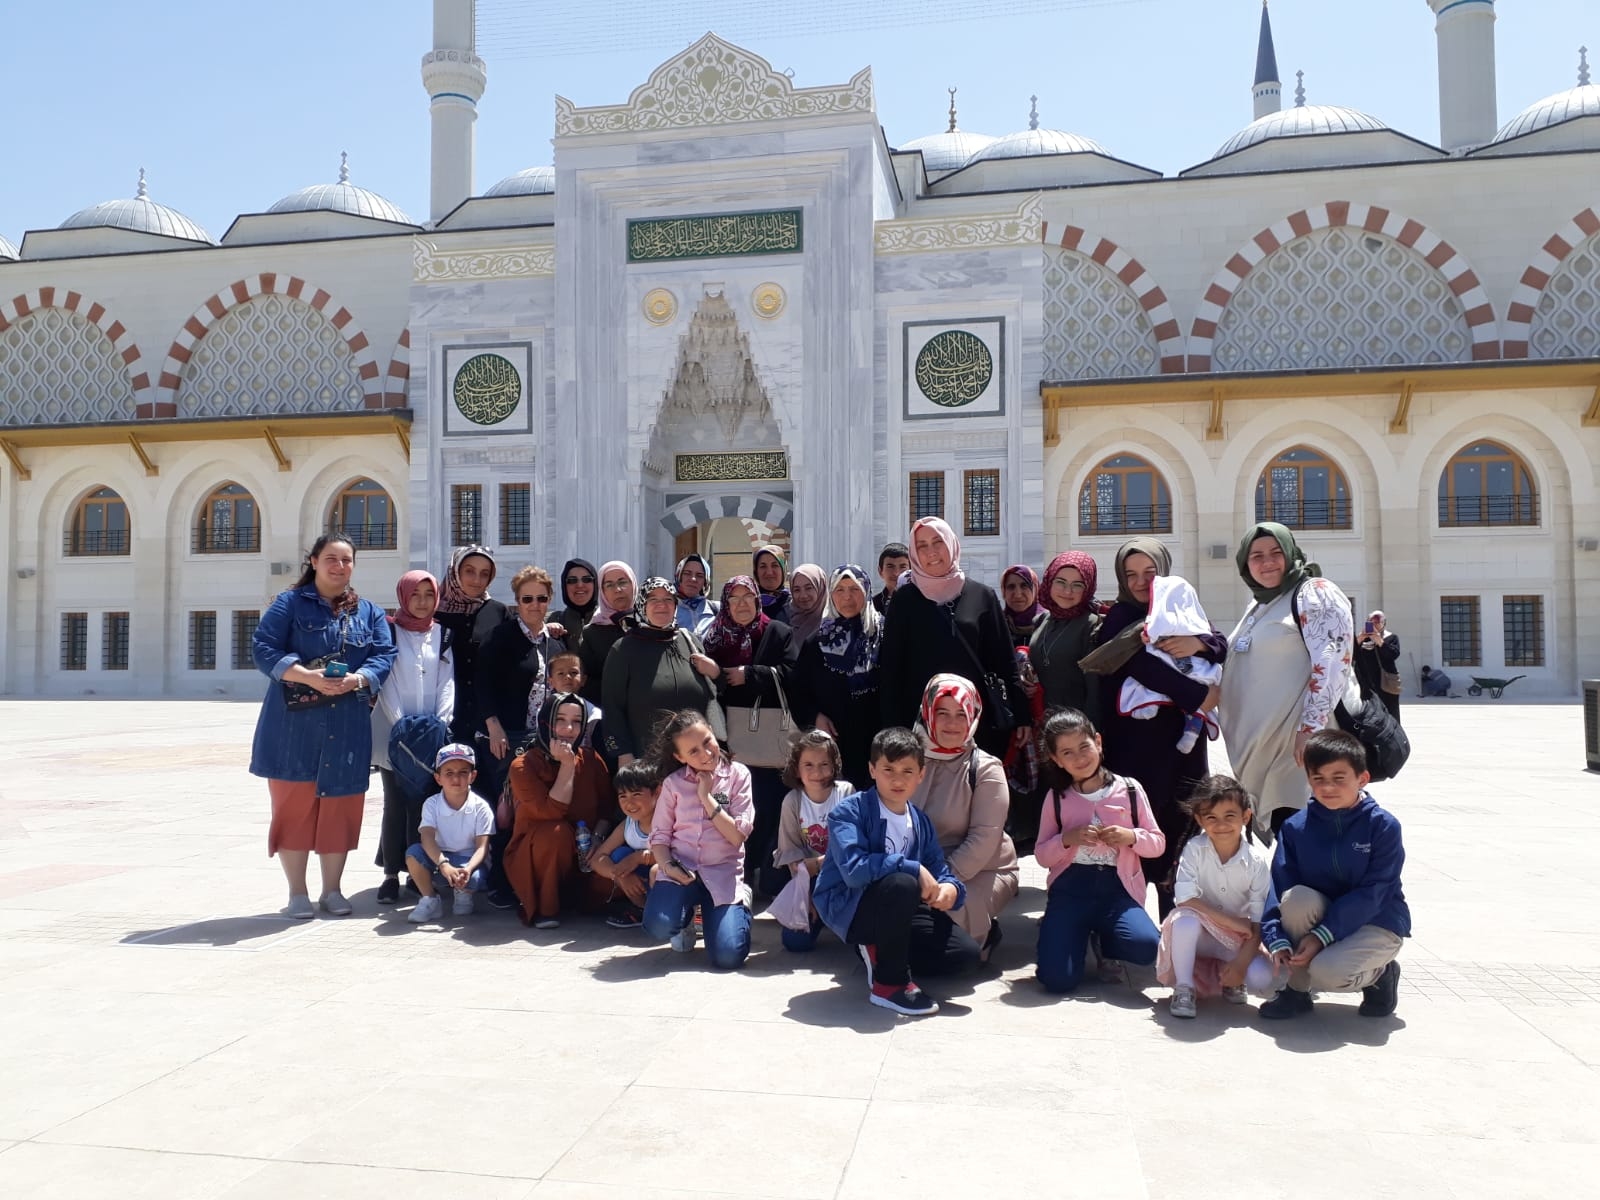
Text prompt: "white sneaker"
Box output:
[[319, 890, 352, 916], [1221, 985, 1249, 1005], [282, 894, 315, 920], [452, 889, 474, 916], [533, 916, 560, 929], [408, 894, 444, 924], [670, 921, 697, 952], [1169, 985, 1197, 1019]]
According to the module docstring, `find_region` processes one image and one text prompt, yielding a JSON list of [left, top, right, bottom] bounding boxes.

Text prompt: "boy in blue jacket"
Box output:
[[814, 727, 980, 1015], [1259, 729, 1409, 1020]]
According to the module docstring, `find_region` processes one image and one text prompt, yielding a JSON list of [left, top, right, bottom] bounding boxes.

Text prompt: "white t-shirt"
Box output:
[[421, 792, 496, 855], [879, 799, 916, 857], [1072, 781, 1123, 867], [800, 781, 851, 856]]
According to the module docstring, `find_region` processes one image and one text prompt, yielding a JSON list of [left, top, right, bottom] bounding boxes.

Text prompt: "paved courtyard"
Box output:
[[1, 696, 1597, 1198]]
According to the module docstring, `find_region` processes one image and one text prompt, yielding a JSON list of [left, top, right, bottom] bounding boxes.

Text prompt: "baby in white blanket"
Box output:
[[1118, 575, 1222, 753]]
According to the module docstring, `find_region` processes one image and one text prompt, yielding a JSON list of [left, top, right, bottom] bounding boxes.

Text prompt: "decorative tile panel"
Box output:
[[441, 342, 534, 437], [627, 210, 802, 263], [1530, 232, 1600, 359], [1043, 246, 1160, 379], [0, 308, 134, 425], [674, 451, 789, 482], [903, 317, 1005, 420], [179, 294, 362, 417]]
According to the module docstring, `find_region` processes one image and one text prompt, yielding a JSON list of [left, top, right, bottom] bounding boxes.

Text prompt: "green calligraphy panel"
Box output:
[[628, 209, 803, 263]]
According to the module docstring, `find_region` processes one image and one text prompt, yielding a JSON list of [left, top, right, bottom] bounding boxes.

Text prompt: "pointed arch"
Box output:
[[1503, 206, 1600, 358], [0, 287, 151, 415], [382, 326, 411, 408], [1187, 201, 1498, 370], [1041, 223, 1184, 373], [659, 492, 794, 537], [157, 274, 381, 415]]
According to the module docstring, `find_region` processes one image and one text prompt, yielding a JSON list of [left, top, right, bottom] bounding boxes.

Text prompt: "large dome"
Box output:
[[1212, 103, 1388, 160], [268, 154, 412, 224], [970, 126, 1110, 163], [0, 233, 17, 261], [898, 130, 997, 173], [60, 170, 212, 244], [484, 165, 556, 197], [1492, 84, 1600, 145]]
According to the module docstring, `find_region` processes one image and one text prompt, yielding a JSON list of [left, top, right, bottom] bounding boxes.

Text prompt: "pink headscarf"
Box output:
[[590, 561, 637, 626], [901, 517, 966, 605], [394, 570, 439, 633]]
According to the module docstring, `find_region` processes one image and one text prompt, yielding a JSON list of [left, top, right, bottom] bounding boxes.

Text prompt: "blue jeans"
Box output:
[[405, 844, 489, 892], [642, 876, 751, 970], [782, 914, 826, 953], [1036, 865, 1159, 994]]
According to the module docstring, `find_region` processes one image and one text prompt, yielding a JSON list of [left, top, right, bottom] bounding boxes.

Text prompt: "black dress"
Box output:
[[789, 627, 880, 788], [436, 600, 508, 745], [576, 620, 627, 705], [1353, 631, 1402, 724], [877, 579, 1026, 760], [716, 620, 799, 897]]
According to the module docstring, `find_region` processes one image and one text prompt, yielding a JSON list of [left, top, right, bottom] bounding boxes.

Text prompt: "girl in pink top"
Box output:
[[643, 709, 755, 969], [1034, 708, 1164, 994]]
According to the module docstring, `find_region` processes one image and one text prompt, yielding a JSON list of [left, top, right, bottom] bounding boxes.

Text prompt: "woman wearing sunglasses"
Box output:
[[553, 558, 600, 651]]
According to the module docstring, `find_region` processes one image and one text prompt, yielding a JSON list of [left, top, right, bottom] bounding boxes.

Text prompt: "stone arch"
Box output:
[[0, 288, 149, 422], [1040, 224, 1184, 374], [1504, 206, 1600, 358], [1188, 202, 1498, 370], [158, 274, 381, 414], [1059, 439, 1190, 543], [1223, 410, 1390, 529], [659, 492, 794, 538], [382, 326, 411, 407]]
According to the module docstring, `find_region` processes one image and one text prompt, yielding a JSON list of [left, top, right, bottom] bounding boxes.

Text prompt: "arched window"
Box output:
[[1078, 454, 1173, 535], [329, 478, 396, 549], [66, 486, 130, 556], [1254, 446, 1352, 531], [194, 482, 260, 553], [1437, 441, 1538, 527]]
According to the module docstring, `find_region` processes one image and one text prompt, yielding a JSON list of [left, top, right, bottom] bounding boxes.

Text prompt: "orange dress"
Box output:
[[503, 747, 613, 923]]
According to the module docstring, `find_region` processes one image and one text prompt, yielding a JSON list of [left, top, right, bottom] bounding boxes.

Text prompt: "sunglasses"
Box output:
[[518, 594, 551, 604], [565, 574, 595, 585]]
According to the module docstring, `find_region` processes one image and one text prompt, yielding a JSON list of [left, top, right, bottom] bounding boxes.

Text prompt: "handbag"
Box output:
[[1290, 587, 1410, 781], [725, 671, 800, 769], [942, 602, 1018, 734], [1380, 668, 1403, 696], [281, 656, 344, 711]]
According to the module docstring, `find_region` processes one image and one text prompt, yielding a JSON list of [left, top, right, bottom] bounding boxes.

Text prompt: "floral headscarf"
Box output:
[[915, 673, 982, 762], [787, 563, 828, 641], [816, 565, 881, 696], [437, 545, 496, 615], [630, 576, 680, 642], [590, 561, 637, 627], [1001, 565, 1045, 635], [1040, 551, 1099, 622], [902, 517, 966, 605], [704, 576, 769, 667], [753, 545, 791, 612], [393, 570, 439, 633]]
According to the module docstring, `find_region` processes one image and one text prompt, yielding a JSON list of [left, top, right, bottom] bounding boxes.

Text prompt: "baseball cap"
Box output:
[[433, 743, 476, 770]]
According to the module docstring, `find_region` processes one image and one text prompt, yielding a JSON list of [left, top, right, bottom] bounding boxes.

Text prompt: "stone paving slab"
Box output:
[[0, 698, 1596, 1197]]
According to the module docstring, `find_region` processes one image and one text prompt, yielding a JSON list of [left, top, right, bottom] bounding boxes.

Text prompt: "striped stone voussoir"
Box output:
[[157, 274, 382, 416], [381, 327, 411, 409], [0, 287, 152, 409], [1042, 222, 1185, 374], [659, 493, 794, 536], [1186, 201, 1501, 372], [1502, 206, 1600, 359]]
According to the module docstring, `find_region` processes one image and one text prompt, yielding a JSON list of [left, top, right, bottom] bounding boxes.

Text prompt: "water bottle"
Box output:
[[575, 821, 594, 872]]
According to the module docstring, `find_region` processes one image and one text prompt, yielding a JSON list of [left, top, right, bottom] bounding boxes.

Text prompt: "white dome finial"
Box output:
[[1028, 95, 1039, 131], [947, 86, 958, 133], [1581, 46, 1591, 87], [1295, 69, 1306, 107], [339, 150, 350, 184], [136, 167, 148, 200]]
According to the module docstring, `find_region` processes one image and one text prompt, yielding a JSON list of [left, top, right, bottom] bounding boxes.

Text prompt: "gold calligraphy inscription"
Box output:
[[914, 330, 993, 408], [628, 209, 802, 263], [675, 451, 789, 483], [453, 353, 522, 425]]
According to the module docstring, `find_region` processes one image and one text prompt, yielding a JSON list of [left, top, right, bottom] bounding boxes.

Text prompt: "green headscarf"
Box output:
[[1236, 522, 1320, 606]]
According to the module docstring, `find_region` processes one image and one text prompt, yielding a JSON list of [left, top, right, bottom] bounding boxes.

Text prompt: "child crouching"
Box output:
[[771, 729, 853, 952], [405, 744, 494, 924], [589, 762, 659, 929], [1156, 775, 1278, 1018]]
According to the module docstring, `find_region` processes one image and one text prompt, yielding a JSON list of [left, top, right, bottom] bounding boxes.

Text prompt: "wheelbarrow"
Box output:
[[1466, 675, 1525, 699]]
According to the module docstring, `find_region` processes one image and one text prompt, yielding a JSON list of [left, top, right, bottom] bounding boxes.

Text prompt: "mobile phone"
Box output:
[[1363, 621, 1375, 636], [667, 857, 696, 881], [323, 660, 349, 678]]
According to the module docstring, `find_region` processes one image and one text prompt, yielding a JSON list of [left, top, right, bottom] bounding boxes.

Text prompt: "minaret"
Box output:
[[1426, 0, 1498, 152], [421, 0, 487, 222], [1253, 1, 1282, 120]]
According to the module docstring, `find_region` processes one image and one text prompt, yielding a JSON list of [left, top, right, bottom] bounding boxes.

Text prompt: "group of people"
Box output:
[[247, 514, 1410, 1020]]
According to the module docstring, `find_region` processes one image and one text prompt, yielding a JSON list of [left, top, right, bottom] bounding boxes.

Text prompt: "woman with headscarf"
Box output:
[[434, 545, 508, 748], [552, 559, 600, 651], [911, 674, 1019, 963], [504, 691, 615, 928], [601, 577, 721, 767], [703, 574, 799, 895], [1029, 552, 1104, 719], [1000, 565, 1046, 649], [752, 544, 793, 625], [1084, 538, 1225, 916], [1221, 522, 1355, 836], [673, 553, 720, 637], [785, 563, 829, 644], [790, 565, 882, 786], [877, 516, 1026, 760], [577, 561, 637, 705], [371, 570, 455, 904], [1353, 609, 1403, 725]]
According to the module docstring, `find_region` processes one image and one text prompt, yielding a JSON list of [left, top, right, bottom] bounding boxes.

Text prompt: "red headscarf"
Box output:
[[394, 570, 439, 633], [1040, 551, 1099, 622], [916, 673, 983, 762]]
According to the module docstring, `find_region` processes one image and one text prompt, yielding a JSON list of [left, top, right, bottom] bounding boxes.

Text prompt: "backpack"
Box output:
[[388, 713, 452, 803], [1051, 773, 1147, 834], [1289, 584, 1410, 781]]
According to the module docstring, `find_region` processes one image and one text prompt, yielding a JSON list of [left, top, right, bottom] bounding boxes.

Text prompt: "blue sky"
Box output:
[[0, 1, 1591, 242]]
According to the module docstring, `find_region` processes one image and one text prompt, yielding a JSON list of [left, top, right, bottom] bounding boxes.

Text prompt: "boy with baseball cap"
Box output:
[[405, 744, 496, 924]]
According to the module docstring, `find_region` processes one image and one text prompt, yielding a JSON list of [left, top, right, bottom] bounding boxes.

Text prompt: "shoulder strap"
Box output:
[[968, 751, 979, 795]]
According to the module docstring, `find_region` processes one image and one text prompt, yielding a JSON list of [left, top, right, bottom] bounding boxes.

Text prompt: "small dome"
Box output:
[[970, 127, 1110, 163], [1492, 85, 1600, 144], [1212, 103, 1388, 159], [0, 233, 17, 261], [484, 165, 556, 197], [898, 130, 997, 173], [59, 169, 213, 244], [268, 153, 413, 224]]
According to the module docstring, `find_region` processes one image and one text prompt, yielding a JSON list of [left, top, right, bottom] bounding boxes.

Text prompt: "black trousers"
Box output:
[[374, 768, 426, 875], [844, 872, 980, 987], [747, 767, 789, 898]]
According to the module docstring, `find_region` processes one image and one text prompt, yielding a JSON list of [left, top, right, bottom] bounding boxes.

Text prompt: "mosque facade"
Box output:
[[1, 0, 1597, 698]]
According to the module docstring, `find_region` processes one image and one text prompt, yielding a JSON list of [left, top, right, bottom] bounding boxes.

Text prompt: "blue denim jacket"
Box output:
[[249, 586, 397, 796]]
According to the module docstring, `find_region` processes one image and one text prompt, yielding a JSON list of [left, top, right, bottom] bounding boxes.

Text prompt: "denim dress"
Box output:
[[249, 587, 397, 796]]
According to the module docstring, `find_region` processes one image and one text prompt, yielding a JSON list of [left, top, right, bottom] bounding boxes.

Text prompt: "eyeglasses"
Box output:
[[602, 580, 632, 591], [565, 575, 595, 585], [518, 594, 551, 605]]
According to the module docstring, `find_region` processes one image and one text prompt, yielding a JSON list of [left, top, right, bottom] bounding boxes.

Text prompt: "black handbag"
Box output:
[[941, 600, 1018, 734], [280, 657, 343, 711]]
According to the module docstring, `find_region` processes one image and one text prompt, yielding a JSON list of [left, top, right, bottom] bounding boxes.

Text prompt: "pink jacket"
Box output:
[[1034, 774, 1166, 902], [648, 757, 754, 907]]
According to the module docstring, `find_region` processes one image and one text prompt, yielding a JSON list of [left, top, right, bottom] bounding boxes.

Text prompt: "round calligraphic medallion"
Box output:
[[915, 330, 992, 408], [452, 353, 521, 426], [752, 283, 785, 320], [642, 288, 678, 325]]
